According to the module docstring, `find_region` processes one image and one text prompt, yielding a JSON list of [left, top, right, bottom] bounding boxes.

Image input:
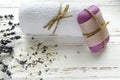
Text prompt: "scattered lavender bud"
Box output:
[[0, 39, 11, 45], [4, 15, 7, 19], [6, 71, 12, 76], [8, 21, 13, 25], [0, 15, 3, 19], [0, 45, 13, 54]]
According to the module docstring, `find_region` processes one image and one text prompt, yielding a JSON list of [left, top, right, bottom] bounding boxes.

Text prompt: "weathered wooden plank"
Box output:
[[0, 1, 120, 79]]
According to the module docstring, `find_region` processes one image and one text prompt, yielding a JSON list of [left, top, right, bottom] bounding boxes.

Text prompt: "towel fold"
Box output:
[[19, 2, 90, 37]]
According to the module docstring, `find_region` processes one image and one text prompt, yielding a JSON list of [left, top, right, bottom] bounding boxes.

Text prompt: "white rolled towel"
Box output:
[[19, 2, 90, 37]]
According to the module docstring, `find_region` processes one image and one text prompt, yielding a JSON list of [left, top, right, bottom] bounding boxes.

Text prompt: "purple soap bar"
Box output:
[[77, 5, 100, 24], [77, 5, 109, 53], [89, 36, 109, 52]]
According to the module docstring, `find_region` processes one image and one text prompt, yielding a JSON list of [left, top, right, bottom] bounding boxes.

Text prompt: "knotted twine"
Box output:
[[43, 3, 73, 34]]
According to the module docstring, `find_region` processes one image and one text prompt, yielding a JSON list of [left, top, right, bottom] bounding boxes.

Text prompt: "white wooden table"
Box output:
[[0, 0, 120, 80]]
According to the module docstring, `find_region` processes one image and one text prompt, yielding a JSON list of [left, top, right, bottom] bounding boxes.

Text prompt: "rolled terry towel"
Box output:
[[19, 2, 90, 37]]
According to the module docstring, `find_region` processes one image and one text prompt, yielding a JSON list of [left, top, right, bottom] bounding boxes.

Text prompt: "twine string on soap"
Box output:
[[83, 9, 109, 48], [43, 3, 73, 34]]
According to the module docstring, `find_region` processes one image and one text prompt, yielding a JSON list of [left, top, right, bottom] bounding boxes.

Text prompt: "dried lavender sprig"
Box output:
[[0, 45, 13, 54]]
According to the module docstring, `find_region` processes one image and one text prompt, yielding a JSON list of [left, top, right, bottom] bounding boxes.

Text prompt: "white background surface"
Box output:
[[0, 0, 120, 80]]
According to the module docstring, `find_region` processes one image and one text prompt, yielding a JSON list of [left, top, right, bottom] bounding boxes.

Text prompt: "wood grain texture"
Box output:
[[0, 0, 120, 80]]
